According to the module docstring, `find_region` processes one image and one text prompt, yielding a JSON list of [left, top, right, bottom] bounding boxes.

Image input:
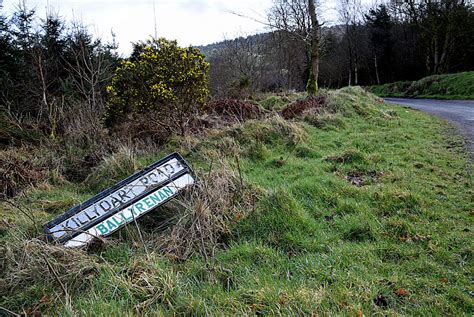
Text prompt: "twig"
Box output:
[[132, 211, 150, 258], [42, 255, 71, 311], [2, 199, 39, 234], [196, 216, 209, 265], [282, 137, 301, 164], [0, 306, 20, 317], [234, 155, 244, 190]]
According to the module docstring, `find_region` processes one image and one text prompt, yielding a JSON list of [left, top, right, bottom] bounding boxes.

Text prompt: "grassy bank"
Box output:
[[1, 87, 472, 315], [369, 71, 474, 100]]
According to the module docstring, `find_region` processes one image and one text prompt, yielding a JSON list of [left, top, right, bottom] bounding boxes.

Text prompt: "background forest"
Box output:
[[203, 0, 474, 96], [1, 1, 474, 119]]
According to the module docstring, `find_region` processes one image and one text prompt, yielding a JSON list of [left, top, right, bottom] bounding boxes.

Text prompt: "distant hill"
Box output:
[[197, 25, 346, 58]]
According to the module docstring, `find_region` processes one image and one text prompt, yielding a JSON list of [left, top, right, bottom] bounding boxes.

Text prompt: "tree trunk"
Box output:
[[346, 22, 353, 87], [439, 27, 451, 74], [374, 53, 380, 84], [353, 25, 359, 86], [306, 0, 319, 95], [354, 62, 358, 86], [433, 37, 439, 74]]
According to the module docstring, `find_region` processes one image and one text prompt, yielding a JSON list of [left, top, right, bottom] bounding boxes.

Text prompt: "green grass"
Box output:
[[369, 81, 412, 98], [369, 71, 474, 100], [1, 87, 472, 315]]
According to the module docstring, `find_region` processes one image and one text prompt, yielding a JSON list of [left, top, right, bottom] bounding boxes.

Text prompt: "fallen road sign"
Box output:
[[44, 152, 194, 247]]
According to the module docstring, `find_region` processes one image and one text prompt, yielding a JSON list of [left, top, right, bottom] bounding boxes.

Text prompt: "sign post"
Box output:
[[44, 152, 194, 248]]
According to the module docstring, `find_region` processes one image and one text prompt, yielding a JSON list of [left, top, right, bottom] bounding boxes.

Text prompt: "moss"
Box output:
[[303, 112, 346, 130], [259, 96, 287, 111], [306, 75, 318, 95]]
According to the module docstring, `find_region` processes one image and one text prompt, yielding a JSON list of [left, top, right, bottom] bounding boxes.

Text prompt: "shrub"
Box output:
[[0, 149, 44, 198], [0, 107, 43, 147], [104, 38, 209, 135], [281, 94, 327, 119], [207, 99, 262, 121]]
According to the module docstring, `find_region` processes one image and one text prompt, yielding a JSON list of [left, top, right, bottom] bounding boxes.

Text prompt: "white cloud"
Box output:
[[2, 0, 272, 55], [1, 0, 376, 55]]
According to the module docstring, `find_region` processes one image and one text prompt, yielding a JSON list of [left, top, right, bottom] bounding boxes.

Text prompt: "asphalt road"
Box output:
[[384, 98, 474, 155]]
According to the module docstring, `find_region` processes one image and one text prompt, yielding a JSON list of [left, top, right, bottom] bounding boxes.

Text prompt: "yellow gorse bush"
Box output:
[[104, 38, 209, 134]]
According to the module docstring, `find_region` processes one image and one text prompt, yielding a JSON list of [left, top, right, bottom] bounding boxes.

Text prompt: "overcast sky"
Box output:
[[1, 0, 369, 55]]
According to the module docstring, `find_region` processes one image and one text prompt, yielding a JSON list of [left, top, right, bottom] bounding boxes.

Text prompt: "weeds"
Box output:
[[1, 88, 472, 315], [207, 99, 263, 122], [155, 163, 257, 260], [0, 238, 99, 313], [0, 149, 44, 198], [259, 95, 288, 111], [281, 93, 327, 119], [84, 145, 138, 192]]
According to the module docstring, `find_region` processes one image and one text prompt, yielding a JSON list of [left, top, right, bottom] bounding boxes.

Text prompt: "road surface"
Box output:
[[384, 98, 474, 155]]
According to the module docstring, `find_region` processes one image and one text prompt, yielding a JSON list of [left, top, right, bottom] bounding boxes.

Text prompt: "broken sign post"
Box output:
[[44, 152, 194, 248]]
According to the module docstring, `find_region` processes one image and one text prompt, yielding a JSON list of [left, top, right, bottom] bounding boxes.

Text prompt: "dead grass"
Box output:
[[229, 115, 307, 147], [281, 94, 327, 119], [345, 170, 383, 187], [0, 149, 44, 198], [0, 238, 99, 313], [111, 112, 172, 144], [207, 98, 263, 122], [119, 257, 179, 312], [152, 163, 259, 261], [84, 145, 139, 192]]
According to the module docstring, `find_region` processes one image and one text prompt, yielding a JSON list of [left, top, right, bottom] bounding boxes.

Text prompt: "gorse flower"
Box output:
[[104, 38, 209, 135]]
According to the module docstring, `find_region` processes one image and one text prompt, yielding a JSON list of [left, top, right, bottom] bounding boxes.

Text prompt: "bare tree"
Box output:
[[65, 23, 115, 112], [267, 0, 322, 95], [393, 0, 472, 75], [338, 0, 364, 86], [221, 34, 264, 97]]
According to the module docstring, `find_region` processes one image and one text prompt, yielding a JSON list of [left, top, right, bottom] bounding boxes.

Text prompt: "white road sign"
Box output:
[[44, 153, 194, 247]]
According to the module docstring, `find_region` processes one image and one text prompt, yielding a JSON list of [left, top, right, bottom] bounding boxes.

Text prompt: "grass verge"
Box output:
[[1, 87, 472, 315], [369, 71, 474, 100]]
